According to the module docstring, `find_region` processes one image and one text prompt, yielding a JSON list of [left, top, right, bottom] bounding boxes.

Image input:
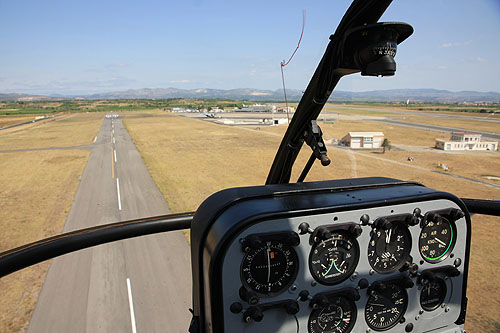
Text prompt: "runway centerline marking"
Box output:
[[126, 278, 137, 333], [111, 150, 115, 179], [93, 136, 97, 143], [116, 178, 122, 211], [114, 149, 117, 163], [113, 137, 116, 144]]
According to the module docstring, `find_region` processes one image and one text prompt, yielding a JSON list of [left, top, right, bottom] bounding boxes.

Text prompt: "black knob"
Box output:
[[230, 302, 243, 314], [244, 306, 263, 323], [401, 276, 414, 289], [405, 323, 414, 332], [360, 214, 370, 225], [370, 281, 386, 294], [298, 222, 311, 235], [285, 301, 300, 315], [445, 266, 460, 277], [349, 224, 362, 237], [450, 209, 465, 221], [239, 286, 259, 305], [320, 154, 331, 166], [358, 278, 369, 289], [287, 232, 301, 247], [413, 208, 422, 217], [373, 218, 392, 230], [317, 227, 332, 241], [299, 290, 310, 302], [247, 236, 263, 250], [421, 270, 436, 283], [427, 212, 439, 222], [407, 215, 419, 226], [312, 295, 329, 309]]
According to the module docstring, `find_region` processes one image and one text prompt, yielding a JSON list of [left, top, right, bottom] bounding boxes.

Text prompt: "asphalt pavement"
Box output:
[[28, 116, 192, 332]]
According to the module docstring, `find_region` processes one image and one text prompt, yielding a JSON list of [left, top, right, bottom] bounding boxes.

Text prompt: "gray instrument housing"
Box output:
[[190, 178, 470, 333]]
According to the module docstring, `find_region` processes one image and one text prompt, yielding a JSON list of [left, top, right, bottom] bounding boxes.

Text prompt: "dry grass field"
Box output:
[[124, 112, 500, 332], [0, 115, 37, 129], [0, 150, 90, 332], [0, 112, 102, 332], [0, 113, 102, 150], [354, 150, 500, 187], [255, 119, 445, 147]]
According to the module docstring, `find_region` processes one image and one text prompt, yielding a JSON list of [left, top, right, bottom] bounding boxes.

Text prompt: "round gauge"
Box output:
[[308, 295, 357, 333], [419, 216, 456, 263], [309, 231, 360, 285], [240, 240, 298, 297], [367, 223, 411, 273], [420, 278, 447, 311], [365, 283, 408, 331]]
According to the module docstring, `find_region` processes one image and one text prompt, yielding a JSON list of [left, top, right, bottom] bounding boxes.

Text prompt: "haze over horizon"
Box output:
[[1, 0, 499, 96]]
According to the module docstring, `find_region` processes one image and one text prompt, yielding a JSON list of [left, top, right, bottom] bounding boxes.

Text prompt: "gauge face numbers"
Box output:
[[419, 217, 456, 262], [365, 283, 408, 331], [240, 240, 298, 297], [367, 223, 411, 273], [308, 296, 357, 333], [309, 232, 360, 285], [420, 278, 447, 311]]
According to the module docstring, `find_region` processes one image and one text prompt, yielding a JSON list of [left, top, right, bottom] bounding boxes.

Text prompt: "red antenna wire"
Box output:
[[281, 10, 306, 68], [281, 10, 306, 124]]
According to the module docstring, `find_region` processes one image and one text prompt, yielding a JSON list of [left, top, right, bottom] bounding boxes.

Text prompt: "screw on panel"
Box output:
[[445, 307, 450, 312], [289, 285, 297, 293], [419, 310, 424, 315], [454, 258, 462, 267], [415, 315, 419, 320], [369, 269, 375, 275], [450, 253, 454, 258], [311, 281, 317, 287], [351, 272, 358, 280], [441, 303, 446, 308]]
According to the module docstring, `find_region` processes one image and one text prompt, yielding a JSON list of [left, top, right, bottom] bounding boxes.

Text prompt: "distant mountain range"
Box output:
[[1, 88, 500, 103]]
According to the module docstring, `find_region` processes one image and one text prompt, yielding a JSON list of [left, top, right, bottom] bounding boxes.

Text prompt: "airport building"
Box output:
[[339, 132, 384, 149], [435, 132, 498, 151]]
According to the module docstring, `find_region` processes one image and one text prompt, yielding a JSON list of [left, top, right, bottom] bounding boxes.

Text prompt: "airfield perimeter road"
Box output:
[[28, 117, 192, 332]]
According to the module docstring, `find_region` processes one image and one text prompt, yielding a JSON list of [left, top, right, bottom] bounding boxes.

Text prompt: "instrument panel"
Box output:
[[190, 178, 470, 333]]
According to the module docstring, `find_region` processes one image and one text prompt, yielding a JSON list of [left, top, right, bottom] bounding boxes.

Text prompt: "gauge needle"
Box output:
[[435, 237, 446, 246], [385, 228, 392, 244], [267, 247, 271, 283], [324, 259, 335, 275], [332, 259, 343, 273]]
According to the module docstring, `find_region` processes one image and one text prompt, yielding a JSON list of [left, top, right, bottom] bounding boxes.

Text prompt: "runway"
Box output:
[[28, 116, 192, 332]]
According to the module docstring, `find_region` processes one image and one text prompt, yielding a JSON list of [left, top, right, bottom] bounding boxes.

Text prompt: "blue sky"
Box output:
[[0, 0, 499, 95]]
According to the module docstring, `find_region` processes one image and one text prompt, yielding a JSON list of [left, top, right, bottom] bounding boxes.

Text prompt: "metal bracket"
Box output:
[[297, 120, 331, 182]]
